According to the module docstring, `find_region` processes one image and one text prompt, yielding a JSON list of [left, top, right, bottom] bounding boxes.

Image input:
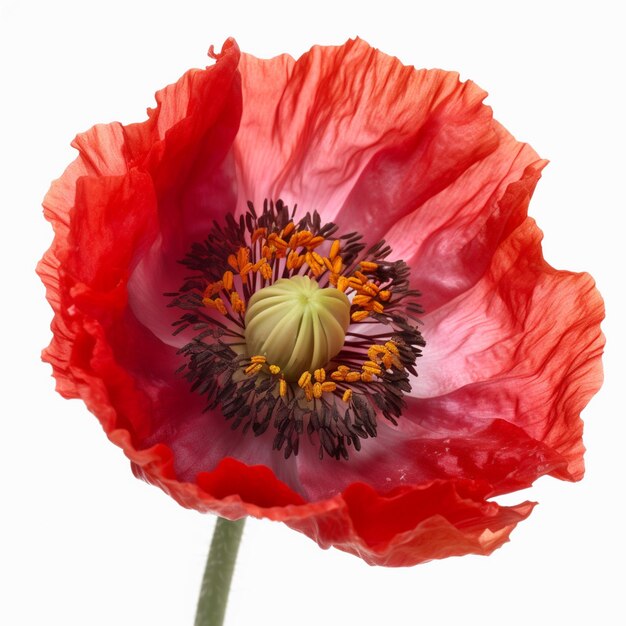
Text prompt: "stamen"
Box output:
[[203, 297, 227, 315], [307, 235, 325, 248], [337, 276, 350, 292], [359, 261, 379, 272], [359, 282, 379, 297], [245, 362, 263, 375], [362, 361, 383, 376], [222, 271, 234, 291], [351, 310, 369, 322], [282, 222, 296, 238], [251, 227, 267, 244], [353, 294, 373, 307], [313, 382, 323, 399], [169, 198, 425, 461], [259, 263, 273, 280], [298, 371, 312, 388], [385, 341, 399, 354], [230, 291, 246, 314], [314, 368, 326, 383]]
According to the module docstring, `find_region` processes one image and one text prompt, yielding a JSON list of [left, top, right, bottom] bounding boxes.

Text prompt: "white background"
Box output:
[[1, 1, 624, 624]]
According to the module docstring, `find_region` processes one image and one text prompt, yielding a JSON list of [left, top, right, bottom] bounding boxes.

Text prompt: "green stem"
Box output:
[[194, 517, 246, 626]]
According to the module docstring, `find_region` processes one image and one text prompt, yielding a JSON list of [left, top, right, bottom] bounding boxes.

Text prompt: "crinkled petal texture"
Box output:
[[39, 38, 604, 566]]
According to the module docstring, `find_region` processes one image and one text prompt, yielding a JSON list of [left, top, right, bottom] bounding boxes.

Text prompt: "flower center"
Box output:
[[168, 199, 425, 460], [244, 276, 350, 381]]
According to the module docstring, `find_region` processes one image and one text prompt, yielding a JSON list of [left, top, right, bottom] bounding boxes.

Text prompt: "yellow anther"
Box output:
[[371, 301, 385, 314], [222, 270, 234, 291], [287, 250, 300, 270], [230, 291, 246, 314], [351, 310, 370, 322], [329, 239, 341, 260], [289, 230, 313, 248], [239, 261, 254, 275], [385, 341, 399, 355], [250, 355, 267, 364], [362, 363, 382, 376], [239, 262, 254, 285], [307, 236, 325, 249], [298, 371, 312, 388], [332, 256, 343, 274], [275, 236, 289, 250], [262, 244, 272, 260], [342, 389, 352, 403], [269, 364, 281, 375], [237, 246, 250, 270], [352, 294, 373, 307], [214, 299, 227, 315], [311, 251, 324, 265], [244, 362, 263, 375], [203, 280, 224, 298], [321, 382, 336, 393], [313, 382, 323, 398], [379, 290, 392, 302], [362, 360, 380, 369], [268, 232, 288, 249], [348, 277, 364, 289], [251, 227, 267, 244], [229, 247, 253, 275], [330, 371, 346, 381], [345, 371, 361, 383], [354, 270, 369, 283], [305, 251, 323, 276], [382, 353, 394, 369], [227, 253, 239, 271], [304, 384, 314, 402], [279, 378, 287, 397], [260, 263, 273, 280], [323, 257, 335, 272], [361, 372, 374, 383], [281, 222, 296, 238], [252, 258, 267, 272], [359, 282, 379, 297], [367, 345, 387, 361], [203, 297, 227, 315], [314, 368, 326, 383], [359, 261, 379, 272], [337, 365, 350, 373], [328, 273, 339, 287], [337, 276, 350, 292]]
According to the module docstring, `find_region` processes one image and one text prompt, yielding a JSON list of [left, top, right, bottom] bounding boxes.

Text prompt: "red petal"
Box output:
[[234, 39, 498, 227], [38, 38, 604, 567], [386, 129, 545, 311], [134, 451, 535, 566], [414, 216, 604, 481]]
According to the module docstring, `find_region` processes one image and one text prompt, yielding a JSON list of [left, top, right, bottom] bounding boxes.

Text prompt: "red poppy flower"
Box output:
[[39, 38, 604, 567]]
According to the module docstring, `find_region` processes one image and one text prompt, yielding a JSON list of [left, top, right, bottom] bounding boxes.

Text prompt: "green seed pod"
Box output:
[[244, 276, 350, 381]]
